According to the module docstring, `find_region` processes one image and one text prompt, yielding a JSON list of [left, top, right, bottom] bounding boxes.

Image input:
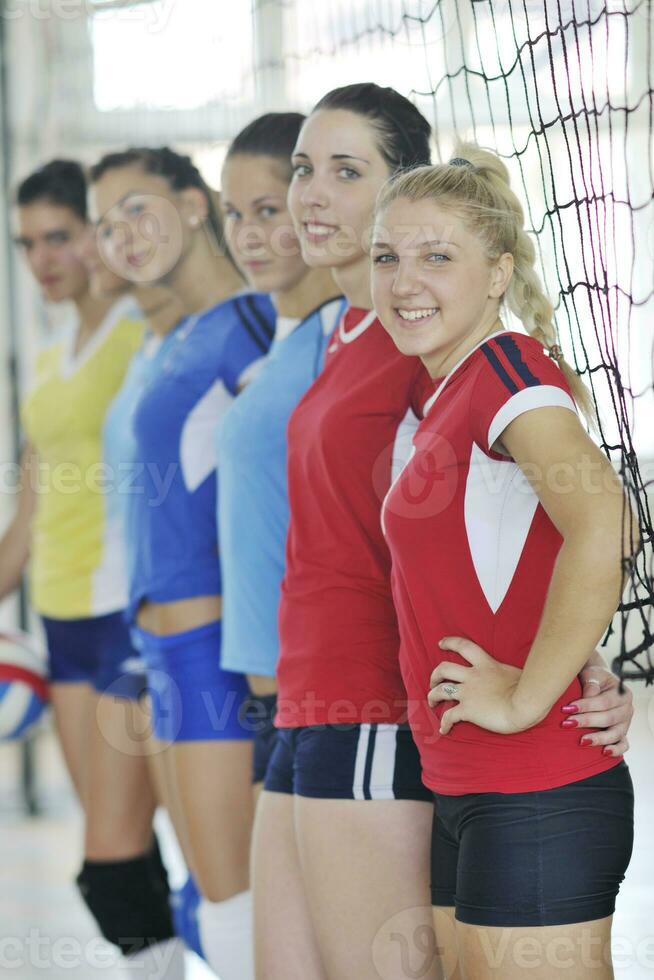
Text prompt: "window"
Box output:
[[91, 0, 255, 111]]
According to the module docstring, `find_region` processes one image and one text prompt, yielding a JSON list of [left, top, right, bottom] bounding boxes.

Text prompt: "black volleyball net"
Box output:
[[274, 0, 654, 682]]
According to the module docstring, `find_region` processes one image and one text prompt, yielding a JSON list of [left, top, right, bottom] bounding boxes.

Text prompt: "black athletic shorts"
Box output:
[[431, 760, 634, 927], [241, 693, 279, 784], [264, 722, 432, 801]]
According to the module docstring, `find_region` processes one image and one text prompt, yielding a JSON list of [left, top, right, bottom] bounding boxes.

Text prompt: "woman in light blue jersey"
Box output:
[[217, 115, 342, 974], [89, 147, 275, 980], [218, 113, 342, 761]]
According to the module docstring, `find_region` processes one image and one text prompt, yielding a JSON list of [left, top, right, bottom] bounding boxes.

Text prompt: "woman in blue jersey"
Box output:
[[89, 147, 275, 980], [76, 225, 200, 970], [3, 160, 182, 979]]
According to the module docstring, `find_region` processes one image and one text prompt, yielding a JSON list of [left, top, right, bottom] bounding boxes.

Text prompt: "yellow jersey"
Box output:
[[21, 295, 145, 619]]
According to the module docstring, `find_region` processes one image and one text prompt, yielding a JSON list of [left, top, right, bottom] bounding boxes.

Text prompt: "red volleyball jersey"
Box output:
[[276, 308, 434, 728], [383, 330, 620, 795]]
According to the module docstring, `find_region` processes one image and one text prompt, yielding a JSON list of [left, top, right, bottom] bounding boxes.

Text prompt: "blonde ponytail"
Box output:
[[504, 211, 595, 422], [375, 141, 596, 425]]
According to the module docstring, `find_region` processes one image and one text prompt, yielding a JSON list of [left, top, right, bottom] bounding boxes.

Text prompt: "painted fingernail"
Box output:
[[580, 736, 593, 746], [561, 718, 578, 728], [562, 704, 579, 714], [603, 747, 614, 756]]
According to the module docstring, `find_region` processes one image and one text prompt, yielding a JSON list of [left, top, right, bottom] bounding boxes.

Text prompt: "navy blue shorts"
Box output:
[[130, 620, 254, 743], [431, 760, 634, 927], [264, 722, 432, 801], [241, 693, 278, 784], [42, 611, 147, 701]]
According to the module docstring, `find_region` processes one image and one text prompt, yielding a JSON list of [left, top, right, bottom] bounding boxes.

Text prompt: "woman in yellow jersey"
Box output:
[[4, 160, 185, 978]]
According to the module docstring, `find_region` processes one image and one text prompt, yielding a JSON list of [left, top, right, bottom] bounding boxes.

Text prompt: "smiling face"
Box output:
[[371, 197, 513, 376], [89, 163, 191, 285], [14, 201, 89, 303], [221, 154, 307, 294], [286, 108, 392, 274]]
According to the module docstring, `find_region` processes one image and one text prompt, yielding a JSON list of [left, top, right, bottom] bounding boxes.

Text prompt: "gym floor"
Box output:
[[1, 687, 653, 979], [0, 728, 213, 980]]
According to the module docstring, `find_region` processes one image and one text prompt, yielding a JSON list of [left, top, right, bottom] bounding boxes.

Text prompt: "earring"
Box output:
[[189, 215, 200, 228]]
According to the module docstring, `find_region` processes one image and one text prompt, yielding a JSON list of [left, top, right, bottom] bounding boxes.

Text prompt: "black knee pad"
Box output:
[[76, 844, 174, 957]]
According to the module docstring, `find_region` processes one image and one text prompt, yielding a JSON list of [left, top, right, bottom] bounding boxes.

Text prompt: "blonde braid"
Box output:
[[502, 204, 595, 422]]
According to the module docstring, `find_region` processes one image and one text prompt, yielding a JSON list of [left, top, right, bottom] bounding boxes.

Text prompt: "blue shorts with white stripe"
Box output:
[[264, 722, 431, 801]]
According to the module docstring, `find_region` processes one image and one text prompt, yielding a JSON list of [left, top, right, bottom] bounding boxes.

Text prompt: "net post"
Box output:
[[253, 0, 287, 111]]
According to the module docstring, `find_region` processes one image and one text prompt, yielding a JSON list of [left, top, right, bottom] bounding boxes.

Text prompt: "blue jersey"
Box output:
[[126, 293, 275, 622], [217, 296, 344, 676], [103, 325, 184, 613]]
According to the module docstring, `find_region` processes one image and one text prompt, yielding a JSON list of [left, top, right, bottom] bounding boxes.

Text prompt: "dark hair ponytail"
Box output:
[[90, 146, 228, 255], [313, 83, 432, 173], [16, 159, 87, 221], [226, 112, 306, 180]]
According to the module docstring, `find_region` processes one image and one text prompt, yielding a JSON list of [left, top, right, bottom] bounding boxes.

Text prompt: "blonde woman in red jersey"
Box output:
[[257, 87, 634, 980], [373, 146, 636, 979]]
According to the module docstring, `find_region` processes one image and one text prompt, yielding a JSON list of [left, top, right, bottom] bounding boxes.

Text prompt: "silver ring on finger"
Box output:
[[441, 683, 460, 700]]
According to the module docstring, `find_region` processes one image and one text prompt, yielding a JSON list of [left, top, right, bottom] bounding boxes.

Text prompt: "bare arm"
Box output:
[[505, 408, 638, 727], [430, 407, 639, 735], [0, 444, 37, 600]]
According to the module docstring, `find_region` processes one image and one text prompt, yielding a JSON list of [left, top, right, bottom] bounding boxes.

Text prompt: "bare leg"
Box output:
[[253, 791, 326, 980], [142, 696, 196, 871], [456, 916, 615, 980], [295, 797, 439, 980], [70, 692, 186, 979], [49, 682, 93, 801], [433, 906, 463, 980], [84, 692, 157, 859], [140, 695, 168, 808], [172, 739, 254, 901]]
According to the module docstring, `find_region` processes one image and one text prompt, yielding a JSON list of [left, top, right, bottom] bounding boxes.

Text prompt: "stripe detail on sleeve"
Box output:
[[234, 297, 271, 353], [480, 343, 519, 394], [495, 334, 541, 387], [243, 295, 275, 346]]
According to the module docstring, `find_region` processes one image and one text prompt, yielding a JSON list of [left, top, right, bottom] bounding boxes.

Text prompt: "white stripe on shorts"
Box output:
[[352, 723, 399, 800], [369, 724, 399, 800], [352, 723, 371, 800]]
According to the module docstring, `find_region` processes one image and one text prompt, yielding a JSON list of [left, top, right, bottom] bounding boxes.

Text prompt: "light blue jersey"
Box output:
[[217, 296, 344, 677]]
